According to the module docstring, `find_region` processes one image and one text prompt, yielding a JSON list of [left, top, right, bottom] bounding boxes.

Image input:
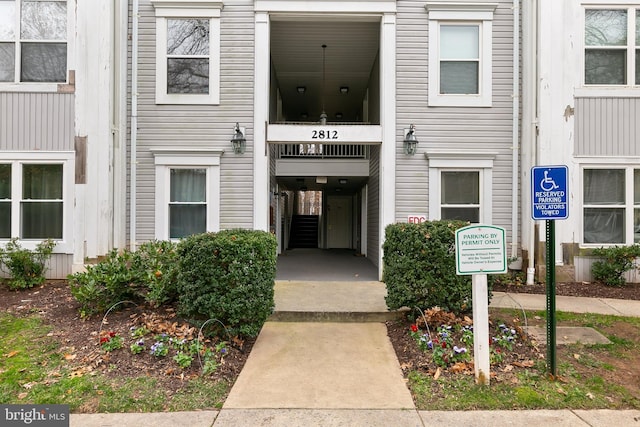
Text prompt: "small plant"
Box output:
[[130, 339, 145, 355], [0, 238, 55, 290], [173, 352, 193, 369], [100, 332, 124, 352], [150, 341, 168, 357], [130, 326, 149, 339], [591, 245, 640, 287]]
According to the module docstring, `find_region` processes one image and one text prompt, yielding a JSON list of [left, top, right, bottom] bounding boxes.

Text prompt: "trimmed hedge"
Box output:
[[383, 220, 482, 315], [177, 229, 277, 338]]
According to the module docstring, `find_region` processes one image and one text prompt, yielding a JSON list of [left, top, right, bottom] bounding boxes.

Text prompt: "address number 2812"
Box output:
[[311, 130, 338, 140]]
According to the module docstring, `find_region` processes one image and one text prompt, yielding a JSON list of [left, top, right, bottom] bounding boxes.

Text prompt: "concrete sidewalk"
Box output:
[[69, 286, 640, 427]]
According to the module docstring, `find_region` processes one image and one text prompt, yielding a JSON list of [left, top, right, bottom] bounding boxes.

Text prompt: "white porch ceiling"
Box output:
[[270, 19, 380, 123]]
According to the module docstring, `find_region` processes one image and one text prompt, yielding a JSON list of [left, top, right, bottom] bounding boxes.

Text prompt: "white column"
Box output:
[[379, 12, 397, 279], [253, 12, 270, 231]]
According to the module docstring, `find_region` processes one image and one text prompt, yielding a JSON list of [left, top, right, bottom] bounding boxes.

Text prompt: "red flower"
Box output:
[[441, 342, 447, 349], [410, 324, 418, 333], [108, 331, 116, 338], [100, 337, 109, 344]]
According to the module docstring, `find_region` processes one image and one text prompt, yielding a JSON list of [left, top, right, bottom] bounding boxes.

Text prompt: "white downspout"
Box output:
[[522, 0, 539, 284], [511, 0, 520, 263], [130, 0, 139, 251]]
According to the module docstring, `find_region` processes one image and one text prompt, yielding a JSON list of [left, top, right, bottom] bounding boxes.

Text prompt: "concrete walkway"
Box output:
[[69, 284, 640, 427]]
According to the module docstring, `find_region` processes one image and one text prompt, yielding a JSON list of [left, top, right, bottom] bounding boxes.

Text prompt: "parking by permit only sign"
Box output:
[[455, 225, 507, 275], [531, 165, 568, 220]]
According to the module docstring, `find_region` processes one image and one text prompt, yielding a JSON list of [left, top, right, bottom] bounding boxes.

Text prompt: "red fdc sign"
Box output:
[[408, 215, 426, 224]]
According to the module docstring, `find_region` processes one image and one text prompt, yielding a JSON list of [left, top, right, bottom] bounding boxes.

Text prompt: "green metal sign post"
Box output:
[[545, 220, 556, 378]]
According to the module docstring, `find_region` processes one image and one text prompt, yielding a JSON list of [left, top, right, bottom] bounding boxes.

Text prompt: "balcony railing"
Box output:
[[276, 144, 370, 159]]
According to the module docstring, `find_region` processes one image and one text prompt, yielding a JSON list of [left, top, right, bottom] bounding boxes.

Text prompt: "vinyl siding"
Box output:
[[132, 0, 255, 242], [0, 93, 74, 151], [395, 0, 518, 242], [575, 97, 640, 157], [367, 145, 380, 267]]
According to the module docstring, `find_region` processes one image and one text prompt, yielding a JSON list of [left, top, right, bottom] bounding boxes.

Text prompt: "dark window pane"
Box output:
[[442, 171, 479, 204], [23, 164, 63, 200], [0, 164, 11, 199], [0, 43, 15, 82], [167, 19, 209, 55], [0, 202, 10, 238], [584, 207, 624, 244], [441, 207, 479, 223], [21, 42, 66, 82], [585, 9, 627, 46], [635, 208, 640, 244], [585, 49, 626, 84], [440, 62, 479, 94], [21, 201, 62, 238], [167, 58, 209, 94], [21, 1, 66, 40], [584, 169, 624, 204], [169, 204, 206, 238], [636, 50, 640, 85]]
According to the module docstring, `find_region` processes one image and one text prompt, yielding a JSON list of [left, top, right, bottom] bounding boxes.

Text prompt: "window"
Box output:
[[0, 0, 68, 83], [152, 148, 222, 240], [0, 152, 73, 250], [584, 7, 640, 85], [425, 2, 496, 107], [441, 171, 480, 222], [427, 150, 495, 223], [151, 0, 221, 104], [583, 167, 640, 244]]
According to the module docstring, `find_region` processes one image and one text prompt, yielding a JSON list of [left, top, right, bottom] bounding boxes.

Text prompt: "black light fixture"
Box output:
[[297, 86, 306, 94], [231, 122, 246, 154], [403, 124, 419, 156], [340, 86, 349, 94]]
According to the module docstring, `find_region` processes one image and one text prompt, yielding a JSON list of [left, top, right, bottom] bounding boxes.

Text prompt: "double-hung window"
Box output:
[[427, 151, 495, 223], [0, 152, 73, 250], [152, 149, 221, 240], [584, 7, 640, 86], [0, 0, 68, 83], [151, 0, 221, 104], [583, 167, 640, 245], [425, 2, 496, 107]]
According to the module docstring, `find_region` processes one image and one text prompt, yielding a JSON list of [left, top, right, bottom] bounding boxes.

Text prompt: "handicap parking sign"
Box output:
[[531, 166, 568, 220]]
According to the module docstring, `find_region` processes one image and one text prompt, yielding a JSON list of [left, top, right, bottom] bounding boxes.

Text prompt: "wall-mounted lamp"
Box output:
[[403, 124, 419, 156], [297, 86, 306, 94], [339, 86, 349, 94], [231, 122, 246, 154]]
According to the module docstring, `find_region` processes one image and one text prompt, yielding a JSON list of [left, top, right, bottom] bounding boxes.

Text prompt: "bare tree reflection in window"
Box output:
[[585, 9, 627, 84], [21, 43, 66, 82], [167, 19, 209, 94]]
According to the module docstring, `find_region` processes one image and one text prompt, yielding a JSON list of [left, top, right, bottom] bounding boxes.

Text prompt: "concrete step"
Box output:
[[271, 280, 404, 322]]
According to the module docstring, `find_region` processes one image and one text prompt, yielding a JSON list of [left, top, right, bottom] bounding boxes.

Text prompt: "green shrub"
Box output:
[[591, 245, 640, 287], [177, 229, 277, 338], [130, 240, 179, 307], [383, 220, 486, 316], [68, 249, 138, 317], [0, 238, 55, 290]]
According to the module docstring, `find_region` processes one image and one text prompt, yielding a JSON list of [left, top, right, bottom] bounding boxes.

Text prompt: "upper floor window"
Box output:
[[151, 0, 221, 104], [425, 2, 497, 107], [0, 0, 67, 83], [585, 7, 640, 85]]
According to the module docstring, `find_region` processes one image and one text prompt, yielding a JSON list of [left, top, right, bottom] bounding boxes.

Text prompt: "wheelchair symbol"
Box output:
[[540, 170, 559, 192]]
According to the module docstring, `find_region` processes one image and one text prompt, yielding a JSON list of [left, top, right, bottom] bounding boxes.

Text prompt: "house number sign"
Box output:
[[311, 129, 339, 140]]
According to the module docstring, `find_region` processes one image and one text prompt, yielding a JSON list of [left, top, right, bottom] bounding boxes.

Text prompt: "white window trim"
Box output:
[[426, 150, 496, 222], [151, 0, 222, 105], [0, 151, 74, 252], [579, 163, 638, 246], [425, 2, 497, 107], [151, 148, 222, 240], [580, 5, 640, 92], [0, 0, 73, 92]]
